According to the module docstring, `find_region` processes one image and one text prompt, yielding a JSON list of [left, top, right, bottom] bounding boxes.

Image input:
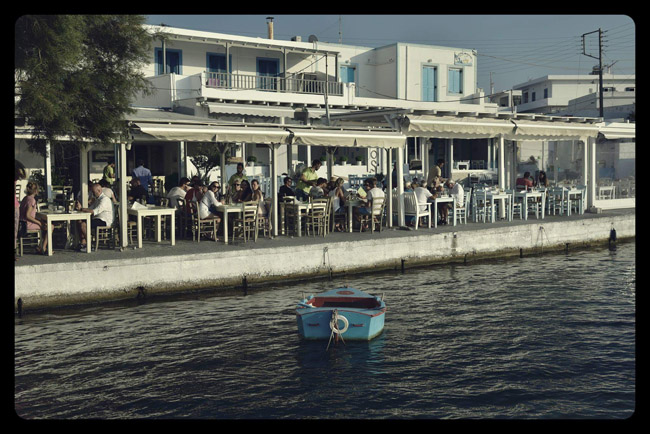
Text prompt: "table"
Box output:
[[514, 191, 545, 220], [36, 210, 92, 256], [127, 205, 175, 248], [487, 191, 512, 221], [432, 195, 456, 228], [216, 203, 244, 244], [346, 198, 362, 233]]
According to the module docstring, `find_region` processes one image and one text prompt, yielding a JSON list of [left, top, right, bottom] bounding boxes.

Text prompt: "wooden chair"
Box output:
[[359, 196, 385, 233], [18, 224, 42, 256], [233, 201, 258, 243], [257, 199, 272, 239], [306, 198, 329, 237], [282, 196, 305, 236], [188, 200, 218, 242], [93, 205, 119, 250]]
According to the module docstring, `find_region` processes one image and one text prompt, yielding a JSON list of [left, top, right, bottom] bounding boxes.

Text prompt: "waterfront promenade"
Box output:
[[14, 208, 635, 312]]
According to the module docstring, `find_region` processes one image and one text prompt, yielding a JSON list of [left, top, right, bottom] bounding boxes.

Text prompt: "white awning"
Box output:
[[400, 115, 599, 140], [598, 122, 636, 140], [132, 123, 290, 144], [288, 128, 405, 149], [206, 103, 296, 118]]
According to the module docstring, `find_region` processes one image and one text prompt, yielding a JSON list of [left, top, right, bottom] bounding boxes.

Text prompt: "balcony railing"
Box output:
[[205, 72, 344, 96]]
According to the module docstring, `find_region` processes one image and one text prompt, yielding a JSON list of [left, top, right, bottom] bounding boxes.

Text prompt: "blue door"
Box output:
[[257, 58, 279, 90], [422, 66, 437, 102]]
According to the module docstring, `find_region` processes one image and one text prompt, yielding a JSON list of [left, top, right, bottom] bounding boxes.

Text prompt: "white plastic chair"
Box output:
[[403, 191, 430, 229]]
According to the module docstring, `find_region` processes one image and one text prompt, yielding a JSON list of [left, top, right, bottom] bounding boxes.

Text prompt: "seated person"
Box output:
[[127, 178, 148, 204], [167, 177, 191, 208], [439, 180, 464, 225], [75, 183, 114, 250], [199, 181, 223, 224], [354, 178, 384, 230], [19, 181, 48, 254], [516, 171, 534, 190], [309, 178, 329, 198], [278, 177, 295, 200], [233, 180, 252, 203], [98, 179, 119, 205], [409, 180, 434, 226], [329, 178, 346, 231], [250, 179, 267, 218]]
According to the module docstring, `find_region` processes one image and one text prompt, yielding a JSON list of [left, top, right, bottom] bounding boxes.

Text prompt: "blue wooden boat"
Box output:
[[296, 287, 386, 341]]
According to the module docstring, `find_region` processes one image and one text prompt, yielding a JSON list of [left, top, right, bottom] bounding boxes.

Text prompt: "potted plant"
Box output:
[[247, 155, 257, 167], [340, 155, 348, 165], [319, 155, 327, 165], [355, 155, 364, 166]]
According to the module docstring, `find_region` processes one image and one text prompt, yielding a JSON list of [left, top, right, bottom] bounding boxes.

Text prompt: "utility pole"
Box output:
[[582, 28, 604, 118]]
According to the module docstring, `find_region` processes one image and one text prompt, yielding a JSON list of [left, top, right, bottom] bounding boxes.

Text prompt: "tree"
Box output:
[[188, 144, 222, 185], [15, 15, 153, 155]]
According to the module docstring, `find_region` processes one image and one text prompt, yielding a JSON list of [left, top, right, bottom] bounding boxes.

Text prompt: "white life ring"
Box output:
[[330, 312, 349, 334]]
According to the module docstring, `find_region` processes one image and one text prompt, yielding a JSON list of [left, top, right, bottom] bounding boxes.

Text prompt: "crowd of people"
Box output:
[[14, 156, 489, 256]]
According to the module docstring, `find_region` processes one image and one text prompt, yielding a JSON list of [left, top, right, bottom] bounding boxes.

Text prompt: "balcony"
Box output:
[[205, 71, 343, 96]]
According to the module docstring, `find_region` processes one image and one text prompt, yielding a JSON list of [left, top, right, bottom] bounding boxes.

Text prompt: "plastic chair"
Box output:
[[403, 191, 430, 230], [456, 188, 471, 225], [359, 196, 385, 233]]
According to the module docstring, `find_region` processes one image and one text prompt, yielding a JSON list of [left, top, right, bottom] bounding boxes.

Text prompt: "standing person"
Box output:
[[295, 159, 322, 201], [228, 163, 248, 193], [15, 162, 26, 260], [132, 159, 153, 203], [19, 182, 48, 255], [426, 159, 446, 189], [102, 159, 116, 186], [74, 183, 113, 251]]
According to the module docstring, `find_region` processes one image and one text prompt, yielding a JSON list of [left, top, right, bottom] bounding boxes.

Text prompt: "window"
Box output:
[[448, 68, 463, 94], [523, 92, 528, 103], [532, 92, 536, 102], [544, 88, 548, 98], [155, 48, 182, 75], [422, 66, 437, 102]]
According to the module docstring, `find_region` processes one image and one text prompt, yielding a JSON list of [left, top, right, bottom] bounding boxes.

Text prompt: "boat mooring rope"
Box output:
[[326, 309, 348, 351]]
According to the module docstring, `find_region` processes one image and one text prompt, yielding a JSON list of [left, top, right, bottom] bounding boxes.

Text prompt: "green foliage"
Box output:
[[15, 15, 153, 155], [188, 143, 221, 185]]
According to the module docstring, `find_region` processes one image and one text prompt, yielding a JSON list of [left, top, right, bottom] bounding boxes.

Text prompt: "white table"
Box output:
[[215, 203, 244, 244], [432, 195, 456, 228], [128, 205, 175, 248], [487, 191, 512, 222], [36, 210, 92, 256], [515, 191, 545, 220], [346, 198, 362, 233]]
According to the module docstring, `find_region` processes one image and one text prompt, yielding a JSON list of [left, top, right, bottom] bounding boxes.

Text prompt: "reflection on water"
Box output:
[[15, 242, 635, 419]]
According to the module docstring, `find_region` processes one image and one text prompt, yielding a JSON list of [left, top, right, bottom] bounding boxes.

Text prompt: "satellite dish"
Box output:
[[308, 35, 318, 42]]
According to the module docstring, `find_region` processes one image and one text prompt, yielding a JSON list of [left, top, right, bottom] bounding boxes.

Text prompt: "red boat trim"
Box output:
[[350, 324, 364, 327], [307, 323, 320, 327]]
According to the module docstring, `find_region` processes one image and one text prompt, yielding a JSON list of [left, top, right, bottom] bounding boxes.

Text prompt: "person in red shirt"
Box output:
[[516, 172, 534, 190]]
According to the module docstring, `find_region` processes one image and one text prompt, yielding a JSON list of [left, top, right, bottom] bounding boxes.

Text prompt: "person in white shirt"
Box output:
[[354, 178, 384, 230], [199, 182, 223, 222], [75, 183, 114, 250], [167, 177, 191, 209], [439, 179, 464, 224], [414, 180, 433, 213], [98, 179, 119, 205]]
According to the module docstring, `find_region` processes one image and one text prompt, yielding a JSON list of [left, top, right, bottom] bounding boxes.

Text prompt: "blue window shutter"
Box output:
[[422, 66, 436, 101]]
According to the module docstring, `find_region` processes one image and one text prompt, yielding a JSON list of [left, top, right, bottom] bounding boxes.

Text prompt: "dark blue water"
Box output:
[[14, 242, 635, 419]]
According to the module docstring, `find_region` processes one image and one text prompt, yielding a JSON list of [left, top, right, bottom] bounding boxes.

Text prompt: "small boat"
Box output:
[[296, 287, 386, 342]]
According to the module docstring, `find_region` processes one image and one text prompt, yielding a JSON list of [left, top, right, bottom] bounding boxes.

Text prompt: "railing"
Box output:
[[205, 72, 344, 96]]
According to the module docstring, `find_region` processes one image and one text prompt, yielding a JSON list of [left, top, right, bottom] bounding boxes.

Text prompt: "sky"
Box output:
[[145, 14, 635, 95]]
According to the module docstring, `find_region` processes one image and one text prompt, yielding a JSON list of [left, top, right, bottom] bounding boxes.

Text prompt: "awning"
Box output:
[[597, 122, 636, 140], [399, 115, 599, 140], [131, 123, 290, 144], [206, 103, 296, 118], [288, 128, 405, 149]]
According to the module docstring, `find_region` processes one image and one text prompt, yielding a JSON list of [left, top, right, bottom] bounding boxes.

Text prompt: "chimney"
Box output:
[[266, 17, 274, 40]]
